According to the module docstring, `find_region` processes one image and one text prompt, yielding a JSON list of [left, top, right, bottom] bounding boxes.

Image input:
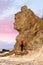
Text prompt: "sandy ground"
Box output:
[[0, 46, 43, 65]]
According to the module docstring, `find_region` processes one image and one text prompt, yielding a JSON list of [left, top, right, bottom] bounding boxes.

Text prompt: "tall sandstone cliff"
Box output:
[[14, 6, 43, 54]]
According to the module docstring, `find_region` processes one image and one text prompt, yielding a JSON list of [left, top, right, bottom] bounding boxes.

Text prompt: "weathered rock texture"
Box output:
[[14, 6, 43, 54]]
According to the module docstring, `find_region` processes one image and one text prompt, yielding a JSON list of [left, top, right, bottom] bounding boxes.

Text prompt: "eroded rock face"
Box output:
[[14, 6, 43, 54], [14, 6, 39, 33]]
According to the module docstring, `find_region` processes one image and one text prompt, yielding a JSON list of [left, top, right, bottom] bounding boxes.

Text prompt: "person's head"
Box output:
[[21, 39, 24, 44]]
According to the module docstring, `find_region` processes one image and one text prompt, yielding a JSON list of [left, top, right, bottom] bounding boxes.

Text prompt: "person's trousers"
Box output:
[[21, 45, 24, 51]]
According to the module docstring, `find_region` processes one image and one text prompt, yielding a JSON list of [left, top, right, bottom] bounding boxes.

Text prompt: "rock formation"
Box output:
[[14, 6, 43, 55]]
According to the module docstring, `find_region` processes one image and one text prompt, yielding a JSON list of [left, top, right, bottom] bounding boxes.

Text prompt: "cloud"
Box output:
[[0, 33, 18, 43], [0, 0, 30, 20]]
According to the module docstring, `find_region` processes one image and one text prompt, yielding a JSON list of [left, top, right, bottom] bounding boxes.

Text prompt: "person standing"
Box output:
[[20, 39, 24, 52]]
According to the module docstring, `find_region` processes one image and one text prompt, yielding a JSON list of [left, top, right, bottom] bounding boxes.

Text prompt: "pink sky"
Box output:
[[0, 18, 15, 33], [0, 15, 19, 42], [0, 15, 18, 44]]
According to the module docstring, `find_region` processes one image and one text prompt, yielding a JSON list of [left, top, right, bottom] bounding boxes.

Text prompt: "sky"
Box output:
[[0, 0, 43, 50]]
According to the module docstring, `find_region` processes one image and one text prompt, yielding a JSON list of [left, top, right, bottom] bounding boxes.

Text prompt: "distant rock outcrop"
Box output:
[[14, 6, 43, 55], [2, 49, 9, 52]]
